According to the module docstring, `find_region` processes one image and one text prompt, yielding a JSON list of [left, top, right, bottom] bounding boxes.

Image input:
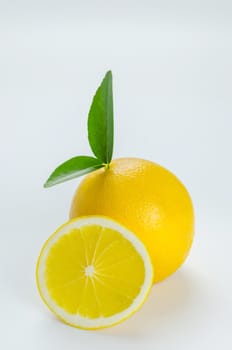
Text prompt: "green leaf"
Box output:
[[88, 70, 114, 164], [44, 156, 104, 188]]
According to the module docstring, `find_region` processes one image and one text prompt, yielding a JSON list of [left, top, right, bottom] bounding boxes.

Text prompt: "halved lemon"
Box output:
[[36, 216, 153, 329]]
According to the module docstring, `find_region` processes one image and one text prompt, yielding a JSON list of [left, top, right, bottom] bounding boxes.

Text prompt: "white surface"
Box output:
[[0, 1, 231, 349]]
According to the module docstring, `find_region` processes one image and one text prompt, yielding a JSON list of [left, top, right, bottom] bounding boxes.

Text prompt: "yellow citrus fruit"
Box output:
[[36, 216, 153, 329], [70, 158, 194, 283]]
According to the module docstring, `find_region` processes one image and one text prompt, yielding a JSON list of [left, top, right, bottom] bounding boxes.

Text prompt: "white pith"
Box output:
[[85, 265, 95, 277], [37, 216, 153, 329]]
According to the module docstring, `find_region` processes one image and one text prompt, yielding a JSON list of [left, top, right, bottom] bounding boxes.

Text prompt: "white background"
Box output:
[[0, 1, 231, 349]]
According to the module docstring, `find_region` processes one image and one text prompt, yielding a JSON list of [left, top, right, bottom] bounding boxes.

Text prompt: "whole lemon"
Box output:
[[70, 158, 194, 283]]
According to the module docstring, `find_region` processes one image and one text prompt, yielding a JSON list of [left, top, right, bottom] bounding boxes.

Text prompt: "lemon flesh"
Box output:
[[36, 216, 153, 329]]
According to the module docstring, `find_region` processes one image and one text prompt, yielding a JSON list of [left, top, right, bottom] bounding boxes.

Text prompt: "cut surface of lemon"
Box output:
[[36, 216, 153, 329]]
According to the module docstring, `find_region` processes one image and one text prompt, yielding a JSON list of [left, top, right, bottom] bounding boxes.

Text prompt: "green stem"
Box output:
[[104, 163, 110, 170]]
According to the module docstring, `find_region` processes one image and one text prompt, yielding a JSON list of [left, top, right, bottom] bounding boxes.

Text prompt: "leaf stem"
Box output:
[[104, 163, 110, 170]]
